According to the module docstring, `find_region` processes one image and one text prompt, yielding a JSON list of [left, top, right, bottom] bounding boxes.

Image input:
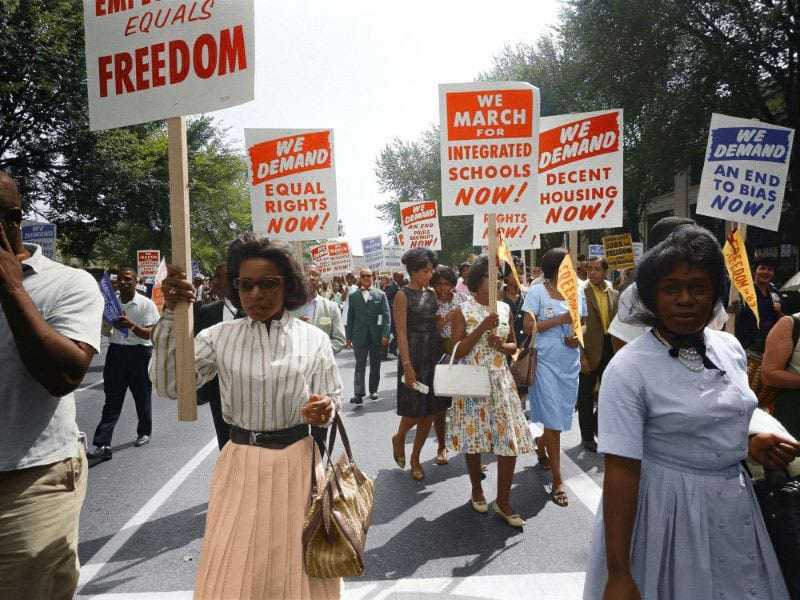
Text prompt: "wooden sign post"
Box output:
[[167, 117, 197, 421], [488, 214, 499, 312]]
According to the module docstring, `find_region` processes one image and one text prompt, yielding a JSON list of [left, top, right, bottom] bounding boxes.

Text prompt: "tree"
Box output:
[[375, 126, 476, 267]]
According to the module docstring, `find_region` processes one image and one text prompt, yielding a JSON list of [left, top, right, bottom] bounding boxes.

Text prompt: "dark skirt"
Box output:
[[397, 331, 451, 417]]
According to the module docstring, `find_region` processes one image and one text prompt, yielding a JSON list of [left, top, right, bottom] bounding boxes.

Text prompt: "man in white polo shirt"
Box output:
[[88, 266, 160, 460], [0, 171, 103, 599]]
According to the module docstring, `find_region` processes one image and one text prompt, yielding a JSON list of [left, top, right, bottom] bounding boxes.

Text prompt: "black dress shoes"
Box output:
[[88, 446, 112, 461], [350, 396, 364, 405]]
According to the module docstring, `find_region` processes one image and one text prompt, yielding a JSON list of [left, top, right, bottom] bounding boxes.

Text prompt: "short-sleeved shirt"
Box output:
[[1, 245, 103, 470], [109, 292, 160, 346]]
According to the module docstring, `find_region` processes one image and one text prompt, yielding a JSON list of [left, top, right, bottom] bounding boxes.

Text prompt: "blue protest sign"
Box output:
[[361, 236, 384, 271], [98, 274, 128, 338], [21, 222, 57, 260]]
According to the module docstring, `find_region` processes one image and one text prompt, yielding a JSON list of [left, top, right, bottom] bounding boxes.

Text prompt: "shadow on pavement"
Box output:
[[563, 443, 604, 475], [78, 503, 208, 596]]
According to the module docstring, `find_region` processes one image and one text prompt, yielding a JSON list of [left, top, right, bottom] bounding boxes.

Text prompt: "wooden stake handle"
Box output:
[[488, 214, 498, 324], [168, 117, 197, 421]]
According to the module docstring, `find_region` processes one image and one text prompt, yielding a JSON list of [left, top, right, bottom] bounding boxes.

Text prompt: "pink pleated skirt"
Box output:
[[194, 436, 341, 600]]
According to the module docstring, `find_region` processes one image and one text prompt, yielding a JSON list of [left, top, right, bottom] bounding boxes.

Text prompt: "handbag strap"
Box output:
[[450, 341, 461, 365]]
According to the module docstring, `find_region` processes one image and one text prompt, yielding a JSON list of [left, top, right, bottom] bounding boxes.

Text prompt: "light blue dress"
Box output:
[[522, 282, 587, 431], [583, 329, 789, 600]]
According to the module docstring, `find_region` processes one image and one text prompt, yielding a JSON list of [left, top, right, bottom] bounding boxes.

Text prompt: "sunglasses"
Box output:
[[3, 207, 22, 225], [233, 276, 283, 292], [360, 274, 373, 278]]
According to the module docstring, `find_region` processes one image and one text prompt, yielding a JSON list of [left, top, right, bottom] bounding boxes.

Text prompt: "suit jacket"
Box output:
[[346, 287, 391, 347], [292, 295, 347, 354], [194, 300, 245, 404], [581, 283, 619, 370]]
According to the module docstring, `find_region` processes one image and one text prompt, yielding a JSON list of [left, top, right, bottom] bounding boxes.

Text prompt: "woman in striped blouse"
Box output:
[[150, 233, 343, 600]]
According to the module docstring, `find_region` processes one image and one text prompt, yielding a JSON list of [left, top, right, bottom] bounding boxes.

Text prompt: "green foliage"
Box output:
[[374, 126, 475, 267]]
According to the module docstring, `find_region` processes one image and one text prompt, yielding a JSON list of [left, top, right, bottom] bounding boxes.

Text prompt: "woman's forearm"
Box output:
[[603, 455, 641, 575]]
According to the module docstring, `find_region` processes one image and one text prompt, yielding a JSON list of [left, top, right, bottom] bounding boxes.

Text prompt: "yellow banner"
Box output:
[[723, 228, 759, 329], [497, 230, 521, 289], [556, 254, 584, 348]]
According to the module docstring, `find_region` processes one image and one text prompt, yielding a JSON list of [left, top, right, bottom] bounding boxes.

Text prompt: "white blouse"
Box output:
[[149, 309, 343, 431]]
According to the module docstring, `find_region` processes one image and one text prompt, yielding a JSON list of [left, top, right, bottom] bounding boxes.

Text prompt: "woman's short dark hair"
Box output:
[[541, 248, 568, 280], [226, 233, 308, 311], [433, 264, 457, 287], [401, 247, 438, 275], [466, 256, 489, 293], [754, 255, 778, 269], [635, 225, 726, 326]]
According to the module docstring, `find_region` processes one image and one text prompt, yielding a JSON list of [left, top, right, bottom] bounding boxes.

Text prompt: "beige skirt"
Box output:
[[195, 436, 341, 600]]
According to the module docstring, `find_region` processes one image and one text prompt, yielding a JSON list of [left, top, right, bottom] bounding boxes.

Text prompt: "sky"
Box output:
[[214, 0, 562, 254]]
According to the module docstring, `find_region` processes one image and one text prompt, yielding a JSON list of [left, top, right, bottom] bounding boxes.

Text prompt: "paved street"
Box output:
[[74, 341, 604, 599]]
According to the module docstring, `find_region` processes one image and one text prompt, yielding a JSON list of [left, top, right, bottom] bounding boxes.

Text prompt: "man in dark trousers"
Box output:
[[194, 262, 244, 449], [346, 268, 391, 404], [89, 267, 160, 460], [382, 270, 403, 359], [578, 256, 619, 452]]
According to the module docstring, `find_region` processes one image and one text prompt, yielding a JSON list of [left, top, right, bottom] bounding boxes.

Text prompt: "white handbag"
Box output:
[[433, 341, 491, 398]]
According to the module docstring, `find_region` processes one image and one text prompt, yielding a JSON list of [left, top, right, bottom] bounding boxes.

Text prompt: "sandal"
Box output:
[[551, 488, 569, 507], [534, 436, 551, 470], [433, 448, 449, 466], [392, 434, 405, 469]]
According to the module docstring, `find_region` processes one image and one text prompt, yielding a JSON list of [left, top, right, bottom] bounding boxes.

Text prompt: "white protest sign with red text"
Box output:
[[245, 129, 338, 242], [137, 250, 161, 280], [472, 213, 540, 250], [309, 243, 332, 277], [324, 242, 353, 277], [399, 201, 442, 250], [84, 0, 255, 131], [439, 82, 539, 216], [534, 110, 623, 233]]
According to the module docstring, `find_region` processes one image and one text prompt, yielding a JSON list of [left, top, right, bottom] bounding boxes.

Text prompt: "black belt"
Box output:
[[229, 424, 310, 449]]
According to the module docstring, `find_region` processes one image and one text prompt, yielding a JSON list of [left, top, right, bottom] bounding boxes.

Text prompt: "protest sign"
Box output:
[[83, 0, 255, 131], [632, 242, 644, 264], [602, 234, 635, 270], [21, 222, 57, 260], [723, 228, 759, 328], [697, 114, 794, 231], [309, 243, 332, 277], [151, 258, 168, 313], [588, 244, 604, 259], [245, 129, 338, 241], [137, 250, 161, 279], [556, 254, 584, 347], [439, 82, 539, 216], [472, 213, 540, 250], [98, 274, 128, 338], [383, 245, 404, 272], [351, 255, 367, 271], [327, 242, 353, 276], [361, 236, 384, 272], [399, 201, 442, 249], [534, 109, 623, 233]]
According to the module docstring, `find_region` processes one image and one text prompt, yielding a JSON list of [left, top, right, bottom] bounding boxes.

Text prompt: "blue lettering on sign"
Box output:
[[708, 127, 790, 164]]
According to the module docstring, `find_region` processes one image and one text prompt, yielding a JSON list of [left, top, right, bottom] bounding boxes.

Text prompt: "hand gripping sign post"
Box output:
[[440, 81, 539, 310], [535, 110, 624, 255], [399, 201, 442, 250], [245, 129, 338, 242], [84, 1, 256, 421]]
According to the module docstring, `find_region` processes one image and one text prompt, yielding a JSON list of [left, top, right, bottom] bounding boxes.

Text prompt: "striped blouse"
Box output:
[[149, 309, 343, 431]]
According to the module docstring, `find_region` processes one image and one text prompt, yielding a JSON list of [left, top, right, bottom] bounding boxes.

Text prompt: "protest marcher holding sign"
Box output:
[[521, 248, 586, 507], [697, 114, 794, 232], [150, 234, 343, 599], [535, 110, 624, 233], [246, 129, 338, 241]]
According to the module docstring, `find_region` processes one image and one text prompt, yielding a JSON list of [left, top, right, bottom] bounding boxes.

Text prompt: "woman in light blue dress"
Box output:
[[522, 248, 586, 507], [583, 225, 799, 600]]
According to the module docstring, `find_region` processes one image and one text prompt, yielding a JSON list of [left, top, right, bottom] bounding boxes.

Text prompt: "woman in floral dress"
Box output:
[[447, 257, 535, 527]]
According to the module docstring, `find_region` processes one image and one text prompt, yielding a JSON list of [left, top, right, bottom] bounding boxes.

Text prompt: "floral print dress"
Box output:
[[446, 298, 535, 456]]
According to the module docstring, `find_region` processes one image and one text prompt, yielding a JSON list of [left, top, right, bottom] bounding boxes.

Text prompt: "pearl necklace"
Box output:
[[652, 329, 705, 372]]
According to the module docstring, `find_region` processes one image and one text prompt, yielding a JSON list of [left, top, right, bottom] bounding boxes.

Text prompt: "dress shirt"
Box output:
[[109, 292, 160, 346], [589, 281, 611, 333], [150, 310, 343, 432], [302, 297, 318, 321], [222, 298, 238, 322], [360, 288, 371, 302]]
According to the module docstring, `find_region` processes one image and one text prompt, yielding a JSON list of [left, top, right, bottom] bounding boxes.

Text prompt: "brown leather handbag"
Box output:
[[302, 414, 374, 578], [510, 334, 537, 387]]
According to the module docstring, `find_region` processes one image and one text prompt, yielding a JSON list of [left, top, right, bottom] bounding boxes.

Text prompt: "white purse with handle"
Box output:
[[433, 341, 491, 398]]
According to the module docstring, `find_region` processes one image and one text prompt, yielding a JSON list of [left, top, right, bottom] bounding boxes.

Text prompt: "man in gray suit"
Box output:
[[346, 268, 390, 404], [299, 263, 345, 354], [578, 256, 619, 452]]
